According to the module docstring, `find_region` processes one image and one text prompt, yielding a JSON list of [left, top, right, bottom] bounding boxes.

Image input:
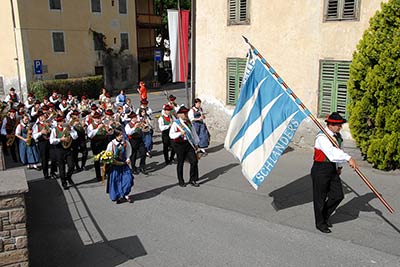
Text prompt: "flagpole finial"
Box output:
[[242, 36, 249, 44]]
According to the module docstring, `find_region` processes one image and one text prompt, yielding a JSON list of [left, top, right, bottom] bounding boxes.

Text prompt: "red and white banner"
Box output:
[[167, 9, 189, 82]]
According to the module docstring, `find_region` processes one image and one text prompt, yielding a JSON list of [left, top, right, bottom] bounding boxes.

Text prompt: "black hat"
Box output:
[[128, 112, 137, 118], [168, 95, 176, 101], [325, 112, 347, 124], [177, 106, 190, 114], [55, 115, 64, 122]]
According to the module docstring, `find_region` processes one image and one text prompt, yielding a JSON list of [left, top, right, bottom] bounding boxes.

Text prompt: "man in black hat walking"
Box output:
[[311, 112, 357, 233]]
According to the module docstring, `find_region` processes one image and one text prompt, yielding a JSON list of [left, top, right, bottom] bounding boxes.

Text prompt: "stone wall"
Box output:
[[0, 169, 29, 267]]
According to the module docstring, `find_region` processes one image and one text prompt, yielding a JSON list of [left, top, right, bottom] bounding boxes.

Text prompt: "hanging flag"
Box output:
[[167, 9, 189, 82], [225, 48, 307, 189]]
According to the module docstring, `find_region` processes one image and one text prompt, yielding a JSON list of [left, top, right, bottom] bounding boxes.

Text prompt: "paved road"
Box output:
[[19, 88, 400, 266]]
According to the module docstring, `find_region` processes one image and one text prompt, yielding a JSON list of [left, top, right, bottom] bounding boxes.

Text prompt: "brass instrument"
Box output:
[[26, 125, 33, 146], [61, 123, 73, 149], [6, 118, 18, 147]]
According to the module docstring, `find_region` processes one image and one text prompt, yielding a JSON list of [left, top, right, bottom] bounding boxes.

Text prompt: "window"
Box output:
[[120, 33, 129, 50], [318, 60, 351, 118], [324, 0, 360, 21], [91, 0, 101, 13], [54, 73, 68, 79], [119, 0, 127, 14], [228, 0, 249, 25], [121, 67, 129, 81], [93, 32, 104, 51], [226, 58, 246, 105], [49, 0, 61, 10], [52, 32, 65, 52]]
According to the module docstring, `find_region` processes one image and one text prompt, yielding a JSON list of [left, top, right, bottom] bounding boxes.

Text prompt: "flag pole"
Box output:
[[242, 36, 394, 214]]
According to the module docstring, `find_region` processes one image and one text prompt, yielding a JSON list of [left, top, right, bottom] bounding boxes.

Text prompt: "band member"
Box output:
[[1, 108, 19, 161], [136, 99, 152, 118], [16, 103, 26, 120], [87, 112, 109, 181], [311, 112, 357, 233], [99, 88, 107, 103], [106, 127, 134, 204], [40, 96, 50, 108], [103, 93, 114, 111], [30, 100, 41, 123], [49, 90, 60, 109], [49, 115, 78, 190], [188, 98, 210, 155], [158, 105, 175, 165], [67, 91, 75, 105], [138, 108, 153, 158], [15, 114, 40, 169], [103, 109, 117, 142], [70, 111, 88, 172], [32, 110, 52, 179], [24, 92, 36, 112], [59, 96, 70, 114], [78, 95, 89, 113], [4, 87, 20, 108], [169, 106, 200, 187], [137, 81, 147, 101], [125, 112, 148, 175], [115, 89, 127, 106], [167, 94, 179, 116], [123, 98, 134, 114]]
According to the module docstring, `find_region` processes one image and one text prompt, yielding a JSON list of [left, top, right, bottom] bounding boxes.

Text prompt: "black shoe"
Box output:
[[44, 176, 50, 180], [62, 183, 68, 190], [68, 179, 75, 185], [179, 183, 187, 187], [326, 220, 333, 228], [317, 226, 331, 233], [140, 168, 148, 175], [133, 168, 140, 175], [51, 173, 58, 179], [189, 181, 200, 187], [116, 198, 124, 204], [83, 166, 90, 171]]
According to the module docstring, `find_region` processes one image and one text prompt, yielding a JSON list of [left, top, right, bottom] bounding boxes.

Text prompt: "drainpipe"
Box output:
[[10, 0, 24, 102], [190, 0, 196, 104]]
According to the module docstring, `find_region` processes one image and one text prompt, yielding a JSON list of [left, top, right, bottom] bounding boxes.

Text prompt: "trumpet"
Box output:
[[26, 125, 33, 146]]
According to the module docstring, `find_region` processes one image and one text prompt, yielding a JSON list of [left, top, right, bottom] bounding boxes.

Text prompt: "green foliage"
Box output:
[[28, 76, 104, 101], [348, 0, 400, 170]]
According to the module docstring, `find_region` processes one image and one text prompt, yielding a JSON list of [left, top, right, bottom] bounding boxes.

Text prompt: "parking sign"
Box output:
[[34, 60, 42, 74]]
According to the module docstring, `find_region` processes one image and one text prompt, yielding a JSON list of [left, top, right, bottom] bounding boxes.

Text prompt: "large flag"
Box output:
[[167, 9, 189, 82], [225, 49, 307, 189]]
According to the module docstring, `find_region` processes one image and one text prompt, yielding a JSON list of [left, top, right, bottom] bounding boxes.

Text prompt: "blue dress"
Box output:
[[18, 124, 40, 165], [191, 107, 210, 148], [108, 141, 134, 201]]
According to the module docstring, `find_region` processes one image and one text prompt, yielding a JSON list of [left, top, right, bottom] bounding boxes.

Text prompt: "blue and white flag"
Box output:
[[225, 49, 307, 189]]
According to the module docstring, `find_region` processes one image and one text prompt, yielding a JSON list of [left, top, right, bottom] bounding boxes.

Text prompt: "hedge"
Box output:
[[29, 75, 104, 100]]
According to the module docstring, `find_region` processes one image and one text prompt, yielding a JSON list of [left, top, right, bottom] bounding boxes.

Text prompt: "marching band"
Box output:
[[0, 88, 208, 200]]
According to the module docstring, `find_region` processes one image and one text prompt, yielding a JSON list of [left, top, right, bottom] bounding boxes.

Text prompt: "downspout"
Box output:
[[10, 0, 24, 102], [190, 0, 196, 104]]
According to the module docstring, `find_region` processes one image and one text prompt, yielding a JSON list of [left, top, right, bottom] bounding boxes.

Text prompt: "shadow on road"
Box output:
[[132, 183, 178, 201], [26, 179, 147, 267], [269, 174, 352, 211], [198, 163, 239, 185]]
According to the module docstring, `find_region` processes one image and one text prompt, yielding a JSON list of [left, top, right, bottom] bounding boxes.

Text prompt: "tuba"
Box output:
[[61, 123, 73, 149]]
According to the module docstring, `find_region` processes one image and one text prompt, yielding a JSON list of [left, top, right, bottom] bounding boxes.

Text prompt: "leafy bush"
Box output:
[[347, 0, 400, 170], [29, 75, 104, 101]]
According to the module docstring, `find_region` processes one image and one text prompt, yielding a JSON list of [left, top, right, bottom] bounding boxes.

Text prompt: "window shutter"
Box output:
[[228, 0, 237, 22], [326, 0, 339, 19], [319, 61, 350, 118], [239, 0, 247, 22], [336, 62, 350, 117], [342, 0, 356, 19], [227, 58, 246, 105]]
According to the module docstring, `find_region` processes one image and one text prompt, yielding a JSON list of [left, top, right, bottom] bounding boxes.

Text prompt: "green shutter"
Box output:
[[319, 60, 350, 118], [227, 58, 246, 105]]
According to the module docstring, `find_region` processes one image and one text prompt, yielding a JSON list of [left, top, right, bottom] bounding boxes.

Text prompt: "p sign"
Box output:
[[34, 60, 42, 74]]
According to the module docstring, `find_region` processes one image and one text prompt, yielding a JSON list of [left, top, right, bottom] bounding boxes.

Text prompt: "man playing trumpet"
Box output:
[[32, 110, 52, 179]]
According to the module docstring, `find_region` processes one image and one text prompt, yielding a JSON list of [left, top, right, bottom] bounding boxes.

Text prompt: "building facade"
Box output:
[[0, 0, 161, 100], [195, 0, 386, 118]]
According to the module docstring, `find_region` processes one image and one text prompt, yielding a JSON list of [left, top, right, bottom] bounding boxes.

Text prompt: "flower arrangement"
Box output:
[[94, 150, 125, 166]]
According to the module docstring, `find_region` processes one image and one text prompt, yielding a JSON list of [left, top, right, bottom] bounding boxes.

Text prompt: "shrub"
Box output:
[[29, 75, 104, 101], [347, 0, 400, 170]]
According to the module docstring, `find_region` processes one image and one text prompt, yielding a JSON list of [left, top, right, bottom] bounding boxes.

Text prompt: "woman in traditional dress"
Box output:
[[106, 127, 134, 204], [188, 98, 210, 154], [15, 114, 40, 169]]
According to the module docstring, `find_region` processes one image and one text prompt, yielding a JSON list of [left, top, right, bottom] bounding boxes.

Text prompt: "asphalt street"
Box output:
[[17, 87, 400, 266]]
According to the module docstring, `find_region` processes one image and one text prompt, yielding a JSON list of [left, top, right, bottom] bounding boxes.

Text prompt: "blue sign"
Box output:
[[154, 50, 162, 62], [34, 60, 42, 74]]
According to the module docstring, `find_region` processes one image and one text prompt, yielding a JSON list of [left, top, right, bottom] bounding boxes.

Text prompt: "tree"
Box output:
[[347, 0, 400, 170]]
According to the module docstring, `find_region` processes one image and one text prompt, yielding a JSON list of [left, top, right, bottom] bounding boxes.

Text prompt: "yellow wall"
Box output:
[[2, 0, 138, 92], [195, 0, 385, 114], [0, 1, 21, 95]]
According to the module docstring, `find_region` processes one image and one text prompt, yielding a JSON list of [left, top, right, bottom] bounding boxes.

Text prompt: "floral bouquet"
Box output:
[[94, 150, 126, 166]]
